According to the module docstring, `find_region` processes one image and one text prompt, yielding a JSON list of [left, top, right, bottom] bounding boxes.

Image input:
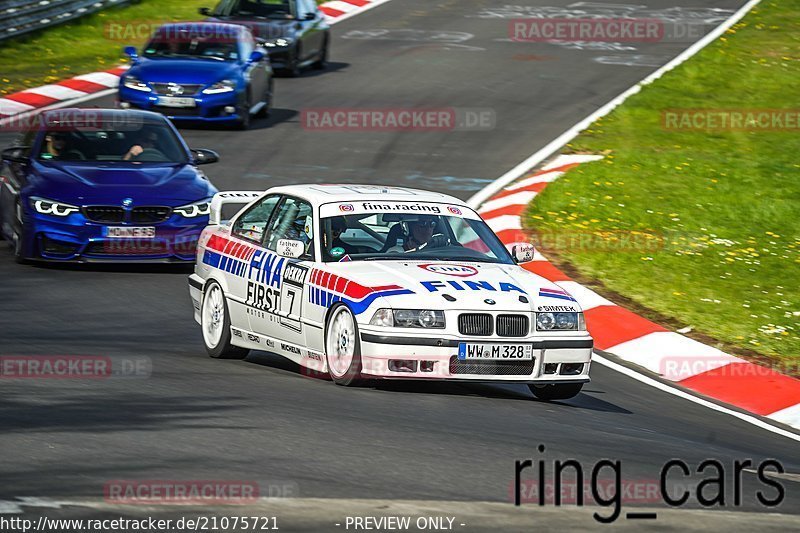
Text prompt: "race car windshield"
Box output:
[[225, 0, 293, 19], [320, 213, 515, 264], [143, 36, 239, 61], [36, 119, 188, 164]]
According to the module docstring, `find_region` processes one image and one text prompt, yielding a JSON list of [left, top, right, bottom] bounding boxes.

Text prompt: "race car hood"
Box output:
[[322, 261, 581, 313], [127, 59, 241, 86], [30, 161, 214, 205]]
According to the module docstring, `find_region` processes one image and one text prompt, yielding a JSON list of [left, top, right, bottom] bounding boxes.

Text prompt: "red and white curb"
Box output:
[[0, 67, 129, 120], [475, 153, 800, 431], [0, 0, 391, 121]]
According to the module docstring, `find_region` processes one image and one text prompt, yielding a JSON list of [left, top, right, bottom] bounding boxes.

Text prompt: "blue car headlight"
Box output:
[[202, 80, 236, 95], [174, 200, 211, 218], [29, 197, 80, 217], [122, 75, 152, 93]]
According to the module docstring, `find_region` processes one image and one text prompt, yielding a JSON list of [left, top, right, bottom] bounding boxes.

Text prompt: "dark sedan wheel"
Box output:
[[235, 95, 252, 130], [287, 46, 302, 77], [256, 80, 273, 119], [313, 39, 328, 70]]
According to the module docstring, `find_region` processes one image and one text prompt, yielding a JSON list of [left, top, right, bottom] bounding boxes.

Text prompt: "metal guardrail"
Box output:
[[0, 0, 134, 42]]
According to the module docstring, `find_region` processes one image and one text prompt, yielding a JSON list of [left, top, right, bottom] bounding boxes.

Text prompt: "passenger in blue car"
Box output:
[[41, 133, 85, 161]]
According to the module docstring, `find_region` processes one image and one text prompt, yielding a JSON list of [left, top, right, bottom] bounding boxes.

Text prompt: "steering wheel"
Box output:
[[132, 148, 170, 162]]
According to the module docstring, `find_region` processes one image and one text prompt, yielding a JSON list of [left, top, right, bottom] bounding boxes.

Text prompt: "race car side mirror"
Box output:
[[509, 243, 535, 263], [191, 148, 219, 165], [198, 7, 212, 16], [1, 147, 29, 164], [248, 50, 265, 64], [123, 46, 138, 61], [276, 239, 305, 259]]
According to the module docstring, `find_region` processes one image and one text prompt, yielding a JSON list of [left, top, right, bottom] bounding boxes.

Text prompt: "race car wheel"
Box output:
[[287, 47, 302, 77], [201, 281, 249, 359], [529, 383, 583, 401], [13, 200, 27, 264], [325, 305, 362, 386], [256, 80, 273, 119], [313, 38, 328, 70], [235, 94, 251, 130]]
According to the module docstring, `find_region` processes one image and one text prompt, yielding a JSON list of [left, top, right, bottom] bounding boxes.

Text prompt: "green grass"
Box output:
[[527, 0, 800, 366], [0, 0, 210, 95]]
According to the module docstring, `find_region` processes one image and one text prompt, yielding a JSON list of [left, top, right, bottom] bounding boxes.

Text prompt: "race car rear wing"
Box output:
[[209, 191, 264, 225]]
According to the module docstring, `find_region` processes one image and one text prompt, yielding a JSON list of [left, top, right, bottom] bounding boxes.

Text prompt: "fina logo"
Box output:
[[419, 263, 478, 277], [339, 204, 354, 212]]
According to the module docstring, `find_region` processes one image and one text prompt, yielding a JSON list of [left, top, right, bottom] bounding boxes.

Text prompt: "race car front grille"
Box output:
[[497, 314, 529, 337], [85, 241, 170, 256], [449, 356, 535, 376], [152, 83, 203, 96], [84, 206, 124, 223], [458, 313, 493, 336], [131, 206, 172, 223], [153, 106, 203, 117]]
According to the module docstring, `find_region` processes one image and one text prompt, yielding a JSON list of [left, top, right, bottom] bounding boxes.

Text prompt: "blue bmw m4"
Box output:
[[0, 108, 219, 263], [119, 22, 274, 129]]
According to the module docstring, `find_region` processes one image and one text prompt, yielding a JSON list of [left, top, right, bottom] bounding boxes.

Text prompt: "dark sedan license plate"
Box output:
[[104, 226, 156, 239], [458, 343, 533, 361]]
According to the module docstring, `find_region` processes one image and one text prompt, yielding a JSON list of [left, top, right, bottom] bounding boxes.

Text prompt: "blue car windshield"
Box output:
[[143, 36, 240, 61], [37, 120, 188, 164]]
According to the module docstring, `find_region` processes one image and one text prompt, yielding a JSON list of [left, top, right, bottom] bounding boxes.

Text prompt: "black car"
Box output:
[[200, 0, 330, 76]]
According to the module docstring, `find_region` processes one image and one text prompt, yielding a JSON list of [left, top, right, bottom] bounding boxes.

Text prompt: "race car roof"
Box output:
[[265, 184, 466, 206]]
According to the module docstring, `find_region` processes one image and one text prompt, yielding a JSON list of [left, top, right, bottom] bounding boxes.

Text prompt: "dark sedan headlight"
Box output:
[[370, 309, 446, 329], [536, 312, 586, 331], [263, 37, 293, 48], [202, 80, 236, 95], [122, 75, 152, 92], [174, 201, 211, 218], [29, 197, 80, 217]]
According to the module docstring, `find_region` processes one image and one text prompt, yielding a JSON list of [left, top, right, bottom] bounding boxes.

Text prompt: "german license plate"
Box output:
[[157, 96, 196, 108], [458, 343, 533, 361], [104, 226, 155, 239]]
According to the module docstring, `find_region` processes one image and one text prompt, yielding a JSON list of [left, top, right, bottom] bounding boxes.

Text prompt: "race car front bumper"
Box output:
[[357, 330, 593, 383]]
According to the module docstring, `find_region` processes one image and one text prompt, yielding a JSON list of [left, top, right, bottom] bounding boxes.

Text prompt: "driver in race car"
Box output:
[[387, 215, 450, 253], [123, 130, 160, 161]]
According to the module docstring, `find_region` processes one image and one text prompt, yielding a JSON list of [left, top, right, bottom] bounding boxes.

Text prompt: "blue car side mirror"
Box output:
[[123, 46, 138, 60], [248, 50, 265, 64]]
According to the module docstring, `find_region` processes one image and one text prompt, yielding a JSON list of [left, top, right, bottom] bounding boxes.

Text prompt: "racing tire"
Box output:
[[325, 304, 363, 386], [312, 39, 328, 70], [235, 94, 252, 130], [201, 280, 249, 359], [529, 383, 583, 401], [286, 47, 302, 77], [13, 200, 28, 264]]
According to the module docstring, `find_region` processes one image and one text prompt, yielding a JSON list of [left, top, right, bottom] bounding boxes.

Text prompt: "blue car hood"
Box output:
[[129, 59, 240, 85], [32, 161, 213, 205]]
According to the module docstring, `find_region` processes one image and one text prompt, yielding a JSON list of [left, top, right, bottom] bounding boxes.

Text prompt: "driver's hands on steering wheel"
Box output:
[[407, 233, 450, 252], [123, 145, 144, 161]]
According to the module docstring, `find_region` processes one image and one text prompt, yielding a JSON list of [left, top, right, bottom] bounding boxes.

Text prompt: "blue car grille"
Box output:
[[83, 206, 124, 223], [152, 83, 203, 96], [132, 206, 172, 223]]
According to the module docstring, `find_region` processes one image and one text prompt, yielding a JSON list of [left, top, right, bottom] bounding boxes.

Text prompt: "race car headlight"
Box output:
[[29, 197, 80, 217], [370, 309, 445, 328], [263, 38, 293, 48], [122, 76, 152, 92], [202, 79, 236, 95], [536, 312, 585, 331], [174, 201, 211, 218]]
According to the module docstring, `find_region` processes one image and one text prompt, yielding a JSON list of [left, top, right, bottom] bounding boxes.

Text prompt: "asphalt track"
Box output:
[[1, 0, 798, 530]]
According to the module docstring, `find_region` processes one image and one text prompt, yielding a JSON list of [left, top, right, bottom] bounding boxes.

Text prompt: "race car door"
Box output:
[[251, 195, 314, 353]]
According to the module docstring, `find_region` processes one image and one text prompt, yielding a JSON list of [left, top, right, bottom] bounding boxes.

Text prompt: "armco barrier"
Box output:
[[0, 0, 132, 42]]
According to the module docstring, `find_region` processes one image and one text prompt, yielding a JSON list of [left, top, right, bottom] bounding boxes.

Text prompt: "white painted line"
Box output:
[[593, 353, 800, 443], [555, 281, 616, 311], [467, 0, 764, 209], [27, 84, 87, 100], [542, 153, 604, 170], [478, 190, 537, 213]]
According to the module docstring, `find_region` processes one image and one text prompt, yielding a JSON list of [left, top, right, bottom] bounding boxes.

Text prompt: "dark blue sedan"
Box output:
[[0, 109, 219, 263], [119, 22, 273, 129]]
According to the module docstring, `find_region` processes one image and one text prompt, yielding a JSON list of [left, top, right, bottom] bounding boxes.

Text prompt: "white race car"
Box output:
[[189, 185, 593, 400]]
